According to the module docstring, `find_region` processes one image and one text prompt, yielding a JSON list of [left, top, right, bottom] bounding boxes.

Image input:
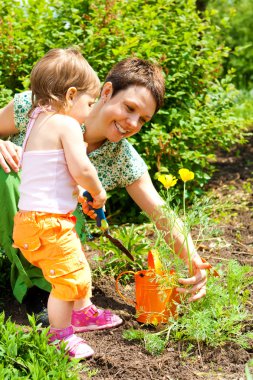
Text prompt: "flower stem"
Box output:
[[183, 182, 186, 219], [183, 182, 192, 274]]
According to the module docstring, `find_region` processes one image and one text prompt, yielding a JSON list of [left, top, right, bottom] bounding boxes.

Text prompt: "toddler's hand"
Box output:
[[78, 194, 97, 219], [91, 188, 107, 209]]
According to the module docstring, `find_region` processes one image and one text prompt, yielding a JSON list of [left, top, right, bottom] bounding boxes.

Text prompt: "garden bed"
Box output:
[[2, 136, 253, 380]]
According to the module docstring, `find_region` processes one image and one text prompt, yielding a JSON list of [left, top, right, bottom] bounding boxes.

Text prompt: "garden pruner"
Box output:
[[83, 191, 134, 261]]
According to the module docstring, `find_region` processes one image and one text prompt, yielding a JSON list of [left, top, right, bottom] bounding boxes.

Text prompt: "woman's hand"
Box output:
[[126, 173, 211, 302], [0, 140, 22, 173], [0, 100, 21, 172], [176, 253, 210, 302]]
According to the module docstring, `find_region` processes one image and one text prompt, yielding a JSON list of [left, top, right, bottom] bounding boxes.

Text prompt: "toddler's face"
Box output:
[[69, 93, 96, 124]]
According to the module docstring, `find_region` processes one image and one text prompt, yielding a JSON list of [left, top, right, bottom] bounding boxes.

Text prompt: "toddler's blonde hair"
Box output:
[[30, 47, 100, 113]]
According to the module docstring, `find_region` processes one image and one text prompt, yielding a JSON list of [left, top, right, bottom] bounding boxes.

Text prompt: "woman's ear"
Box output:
[[100, 82, 113, 103]]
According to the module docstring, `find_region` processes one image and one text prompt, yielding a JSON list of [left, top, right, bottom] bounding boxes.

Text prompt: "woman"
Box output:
[[0, 57, 208, 316]]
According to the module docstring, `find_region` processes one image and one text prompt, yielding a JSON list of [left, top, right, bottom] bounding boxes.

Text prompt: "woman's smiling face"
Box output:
[[89, 83, 157, 143]]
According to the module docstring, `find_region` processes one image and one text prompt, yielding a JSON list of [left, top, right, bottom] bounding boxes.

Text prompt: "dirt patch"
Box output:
[[2, 136, 253, 380]]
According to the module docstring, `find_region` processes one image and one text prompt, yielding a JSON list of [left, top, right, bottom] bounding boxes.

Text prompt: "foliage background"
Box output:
[[0, 0, 251, 219], [205, 0, 253, 90]]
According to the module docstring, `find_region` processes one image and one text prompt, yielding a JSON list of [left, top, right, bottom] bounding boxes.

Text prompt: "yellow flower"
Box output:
[[157, 174, 178, 189], [178, 168, 194, 182]]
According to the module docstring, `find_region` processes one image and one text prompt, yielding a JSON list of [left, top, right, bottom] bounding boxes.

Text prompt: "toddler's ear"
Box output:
[[66, 87, 78, 101]]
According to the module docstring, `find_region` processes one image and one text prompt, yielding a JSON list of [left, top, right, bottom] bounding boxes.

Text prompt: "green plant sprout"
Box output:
[[122, 169, 253, 356], [87, 223, 151, 280], [0, 313, 83, 379], [123, 260, 253, 355]]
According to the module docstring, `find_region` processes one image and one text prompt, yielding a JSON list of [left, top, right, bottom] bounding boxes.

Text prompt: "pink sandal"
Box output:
[[71, 304, 123, 332], [48, 326, 94, 359], [64, 334, 94, 359]]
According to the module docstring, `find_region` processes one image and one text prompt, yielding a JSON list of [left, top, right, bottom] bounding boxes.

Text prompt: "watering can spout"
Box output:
[[147, 250, 164, 273]]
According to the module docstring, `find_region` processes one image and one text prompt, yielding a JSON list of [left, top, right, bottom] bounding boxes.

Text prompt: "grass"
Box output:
[[119, 180, 253, 354]]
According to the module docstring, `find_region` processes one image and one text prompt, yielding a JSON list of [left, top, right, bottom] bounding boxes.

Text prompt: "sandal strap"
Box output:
[[89, 306, 116, 325], [48, 326, 74, 342], [71, 304, 123, 331], [65, 334, 87, 351], [103, 309, 114, 322]]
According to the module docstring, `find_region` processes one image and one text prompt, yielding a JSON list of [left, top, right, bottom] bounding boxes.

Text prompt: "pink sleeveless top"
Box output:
[[18, 107, 79, 214]]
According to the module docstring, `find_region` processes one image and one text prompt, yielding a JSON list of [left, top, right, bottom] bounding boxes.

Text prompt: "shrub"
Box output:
[[206, 0, 253, 90], [0, 0, 248, 215]]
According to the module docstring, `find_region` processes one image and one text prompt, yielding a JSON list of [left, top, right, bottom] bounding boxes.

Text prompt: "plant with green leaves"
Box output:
[[87, 223, 151, 279], [122, 168, 252, 354], [0, 313, 84, 379], [206, 0, 253, 90], [0, 0, 248, 215], [0, 248, 11, 298], [123, 260, 253, 355], [155, 168, 217, 274]]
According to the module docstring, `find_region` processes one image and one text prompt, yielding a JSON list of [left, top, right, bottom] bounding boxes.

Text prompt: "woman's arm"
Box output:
[[126, 171, 209, 302], [0, 100, 21, 172]]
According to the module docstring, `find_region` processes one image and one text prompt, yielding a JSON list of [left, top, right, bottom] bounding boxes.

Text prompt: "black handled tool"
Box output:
[[83, 191, 134, 261]]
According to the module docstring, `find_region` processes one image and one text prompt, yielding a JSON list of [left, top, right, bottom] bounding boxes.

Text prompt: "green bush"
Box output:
[[0, 0, 92, 91], [206, 0, 253, 89], [0, 0, 248, 215]]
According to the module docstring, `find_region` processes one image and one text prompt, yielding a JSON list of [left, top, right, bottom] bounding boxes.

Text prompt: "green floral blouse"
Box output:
[[13, 91, 147, 191]]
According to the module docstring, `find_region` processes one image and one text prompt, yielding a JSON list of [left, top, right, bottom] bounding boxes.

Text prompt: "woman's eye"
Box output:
[[126, 105, 134, 112]]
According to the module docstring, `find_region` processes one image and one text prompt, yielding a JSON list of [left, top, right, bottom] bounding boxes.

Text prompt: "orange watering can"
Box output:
[[115, 251, 180, 324]]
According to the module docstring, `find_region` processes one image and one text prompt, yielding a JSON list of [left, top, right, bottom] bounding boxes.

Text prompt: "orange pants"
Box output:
[[13, 211, 92, 301]]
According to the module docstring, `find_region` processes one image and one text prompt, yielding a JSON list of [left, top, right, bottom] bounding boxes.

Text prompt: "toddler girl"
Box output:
[[12, 48, 122, 359]]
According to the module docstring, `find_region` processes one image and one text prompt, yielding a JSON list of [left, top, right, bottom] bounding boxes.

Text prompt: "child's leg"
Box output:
[[47, 293, 94, 359], [73, 297, 92, 311], [47, 293, 73, 328]]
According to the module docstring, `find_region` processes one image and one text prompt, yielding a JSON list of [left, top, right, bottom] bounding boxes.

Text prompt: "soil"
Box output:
[[2, 136, 253, 380]]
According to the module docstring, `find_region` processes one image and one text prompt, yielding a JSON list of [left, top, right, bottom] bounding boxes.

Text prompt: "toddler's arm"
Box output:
[[60, 117, 106, 209]]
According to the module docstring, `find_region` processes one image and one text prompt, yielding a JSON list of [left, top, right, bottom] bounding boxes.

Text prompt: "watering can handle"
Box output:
[[115, 271, 136, 307]]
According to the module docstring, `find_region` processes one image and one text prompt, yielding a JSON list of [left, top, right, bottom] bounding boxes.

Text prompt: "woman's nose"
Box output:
[[127, 114, 139, 128]]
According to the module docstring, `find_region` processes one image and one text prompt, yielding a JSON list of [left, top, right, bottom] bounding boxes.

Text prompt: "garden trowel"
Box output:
[[83, 191, 134, 261]]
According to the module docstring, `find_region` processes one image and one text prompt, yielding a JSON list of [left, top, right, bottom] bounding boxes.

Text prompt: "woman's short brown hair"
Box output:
[[104, 58, 165, 113], [30, 47, 100, 112]]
